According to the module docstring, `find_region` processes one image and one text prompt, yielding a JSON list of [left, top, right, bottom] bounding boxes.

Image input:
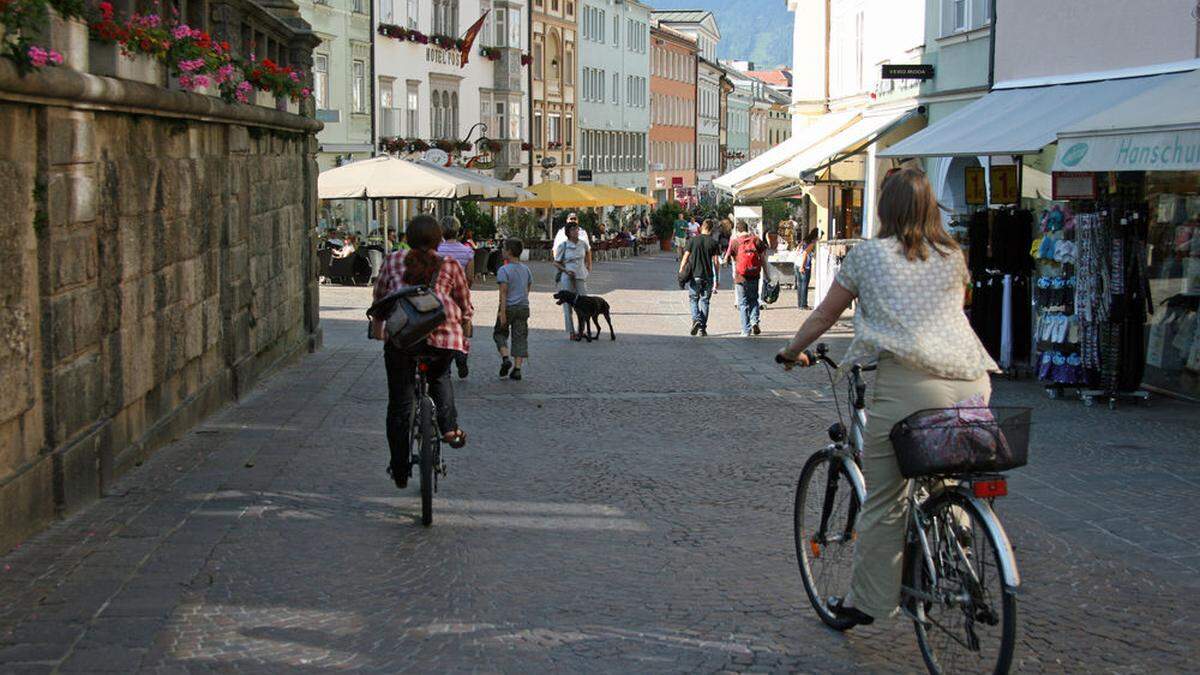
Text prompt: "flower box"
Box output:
[[89, 43, 165, 86], [43, 10, 89, 71]]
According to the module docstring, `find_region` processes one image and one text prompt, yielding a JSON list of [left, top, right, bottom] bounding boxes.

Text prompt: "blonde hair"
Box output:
[[876, 168, 957, 261]]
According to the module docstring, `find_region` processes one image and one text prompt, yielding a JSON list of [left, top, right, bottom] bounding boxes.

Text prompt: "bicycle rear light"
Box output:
[[973, 479, 1008, 498]]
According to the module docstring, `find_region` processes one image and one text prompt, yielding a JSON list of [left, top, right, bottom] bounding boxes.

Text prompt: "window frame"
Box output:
[[352, 59, 366, 114]]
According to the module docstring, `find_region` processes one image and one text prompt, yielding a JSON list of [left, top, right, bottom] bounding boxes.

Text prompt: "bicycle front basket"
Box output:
[[889, 407, 1031, 479]]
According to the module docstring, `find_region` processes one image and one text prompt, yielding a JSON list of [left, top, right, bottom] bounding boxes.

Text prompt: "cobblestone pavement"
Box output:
[[1, 253, 1198, 673]]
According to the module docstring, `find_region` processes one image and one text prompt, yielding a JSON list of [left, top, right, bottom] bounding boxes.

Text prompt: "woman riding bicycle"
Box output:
[[373, 215, 472, 489], [776, 169, 998, 627]]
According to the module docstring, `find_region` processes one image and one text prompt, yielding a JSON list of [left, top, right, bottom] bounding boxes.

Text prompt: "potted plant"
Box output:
[[651, 201, 681, 252]]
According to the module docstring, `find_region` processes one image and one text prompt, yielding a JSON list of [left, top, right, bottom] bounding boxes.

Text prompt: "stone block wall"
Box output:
[[0, 63, 322, 553]]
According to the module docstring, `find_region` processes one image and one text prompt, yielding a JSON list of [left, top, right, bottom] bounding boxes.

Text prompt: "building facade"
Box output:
[[484, 0, 531, 184], [785, 0, 926, 240], [723, 67, 752, 172], [917, 0, 992, 220], [301, 0, 373, 231], [529, 0, 579, 184], [577, 0, 651, 192], [651, 11, 720, 197], [766, 88, 791, 147], [649, 23, 698, 204]]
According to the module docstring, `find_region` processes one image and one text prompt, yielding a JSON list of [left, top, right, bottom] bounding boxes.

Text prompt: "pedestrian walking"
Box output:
[[494, 239, 533, 381], [678, 219, 721, 336], [673, 213, 689, 260], [776, 168, 998, 627], [795, 227, 820, 310], [438, 216, 476, 378], [372, 215, 472, 489], [723, 221, 768, 336], [553, 217, 593, 341]]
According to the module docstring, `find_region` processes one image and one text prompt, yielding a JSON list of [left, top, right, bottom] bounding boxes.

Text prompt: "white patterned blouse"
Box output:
[[834, 237, 999, 381]]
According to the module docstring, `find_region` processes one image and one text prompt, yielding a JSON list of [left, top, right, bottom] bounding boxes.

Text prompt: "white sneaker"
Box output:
[[741, 331, 751, 337]]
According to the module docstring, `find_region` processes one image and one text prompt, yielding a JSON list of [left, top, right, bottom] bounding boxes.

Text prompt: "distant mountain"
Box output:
[[650, 0, 793, 70]]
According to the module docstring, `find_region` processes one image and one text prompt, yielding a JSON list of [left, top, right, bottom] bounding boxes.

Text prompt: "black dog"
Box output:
[[553, 290, 616, 342]]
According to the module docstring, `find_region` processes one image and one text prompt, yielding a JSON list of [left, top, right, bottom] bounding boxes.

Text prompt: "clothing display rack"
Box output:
[[967, 207, 1033, 376], [1034, 197, 1154, 408]]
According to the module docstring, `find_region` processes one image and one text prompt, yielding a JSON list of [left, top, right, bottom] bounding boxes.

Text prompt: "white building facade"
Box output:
[[374, 0, 527, 178], [577, 0, 652, 192]]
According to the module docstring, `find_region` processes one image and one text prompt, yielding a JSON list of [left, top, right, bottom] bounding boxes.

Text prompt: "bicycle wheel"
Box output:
[[910, 490, 1017, 674], [794, 450, 861, 630], [418, 396, 436, 527]]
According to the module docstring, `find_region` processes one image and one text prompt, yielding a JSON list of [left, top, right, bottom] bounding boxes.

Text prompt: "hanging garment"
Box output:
[[1000, 274, 1013, 369]]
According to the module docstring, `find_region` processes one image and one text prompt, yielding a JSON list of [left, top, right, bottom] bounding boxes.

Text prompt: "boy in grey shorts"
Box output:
[[494, 239, 533, 380]]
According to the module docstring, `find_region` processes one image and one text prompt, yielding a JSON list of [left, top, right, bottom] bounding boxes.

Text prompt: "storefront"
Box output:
[[1047, 68, 1200, 400], [881, 65, 1200, 402], [713, 108, 926, 305]]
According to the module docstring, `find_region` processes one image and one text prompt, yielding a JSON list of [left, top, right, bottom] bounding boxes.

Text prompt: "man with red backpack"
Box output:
[[723, 221, 767, 337]]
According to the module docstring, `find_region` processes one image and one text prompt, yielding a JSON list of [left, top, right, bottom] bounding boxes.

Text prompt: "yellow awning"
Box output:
[[509, 181, 605, 209], [576, 184, 656, 206]]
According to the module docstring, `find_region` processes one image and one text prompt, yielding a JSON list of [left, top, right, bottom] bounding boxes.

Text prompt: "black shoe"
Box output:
[[499, 358, 513, 378], [752, 324, 761, 335], [386, 463, 409, 489], [699, 327, 708, 336], [690, 321, 701, 336], [457, 359, 469, 379], [829, 597, 874, 628], [509, 368, 522, 381]]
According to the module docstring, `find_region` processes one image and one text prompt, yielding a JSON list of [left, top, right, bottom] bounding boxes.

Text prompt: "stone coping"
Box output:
[[0, 61, 322, 133]]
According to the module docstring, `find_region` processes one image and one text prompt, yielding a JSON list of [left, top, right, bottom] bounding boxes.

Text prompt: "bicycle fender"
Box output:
[[837, 453, 868, 508], [958, 491, 1021, 590]]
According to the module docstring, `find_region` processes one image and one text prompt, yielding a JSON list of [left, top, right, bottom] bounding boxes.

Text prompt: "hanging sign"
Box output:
[[881, 64, 934, 80], [990, 164, 1019, 204], [577, 169, 593, 182], [964, 166, 986, 205], [1052, 172, 1097, 200]]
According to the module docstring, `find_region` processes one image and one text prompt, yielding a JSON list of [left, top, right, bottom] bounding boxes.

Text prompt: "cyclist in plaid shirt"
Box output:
[[372, 215, 472, 488]]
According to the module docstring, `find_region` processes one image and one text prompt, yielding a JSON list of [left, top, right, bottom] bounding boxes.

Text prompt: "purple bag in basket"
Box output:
[[889, 395, 1028, 478]]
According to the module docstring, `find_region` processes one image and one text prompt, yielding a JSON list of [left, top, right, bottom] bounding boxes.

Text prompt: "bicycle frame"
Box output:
[[811, 349, 1020, 595]]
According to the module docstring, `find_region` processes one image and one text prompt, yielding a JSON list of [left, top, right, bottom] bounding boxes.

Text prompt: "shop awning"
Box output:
[[878, 73, 1187, 159], [714, 112, 858, 199], [1052, 68, 1200, 172], [775, 109, 918, 179]]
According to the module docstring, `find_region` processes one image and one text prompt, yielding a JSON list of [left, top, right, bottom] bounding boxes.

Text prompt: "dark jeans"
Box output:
[[795, 266, 811, 308], [384, 344, 458, 470], [454, 350, 469, 373], [688, 277, 713, 328]]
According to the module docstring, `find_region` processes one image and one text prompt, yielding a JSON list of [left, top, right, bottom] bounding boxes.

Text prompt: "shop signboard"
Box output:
[[990, 165, 1019, 204], [1052, 130, 1200, 173], [1052, 172, 1097, 200], [964, 166, 986, 205], [577, 169, 593, 182], [881, 64, 934, 80]]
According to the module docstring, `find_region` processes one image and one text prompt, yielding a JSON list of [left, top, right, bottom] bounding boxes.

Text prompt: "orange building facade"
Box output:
[[648, 24, 697, 205]]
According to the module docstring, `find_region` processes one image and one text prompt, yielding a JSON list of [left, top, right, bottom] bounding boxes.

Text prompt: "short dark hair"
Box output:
[[504, 238, 524, 258], [441, 215, 461, 240]]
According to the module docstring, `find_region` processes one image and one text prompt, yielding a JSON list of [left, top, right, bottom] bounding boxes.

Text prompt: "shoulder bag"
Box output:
[[366, 263, 446, 350]]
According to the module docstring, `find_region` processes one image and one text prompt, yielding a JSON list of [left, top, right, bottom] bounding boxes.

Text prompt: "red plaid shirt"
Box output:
[[373, 250, 473, 353]]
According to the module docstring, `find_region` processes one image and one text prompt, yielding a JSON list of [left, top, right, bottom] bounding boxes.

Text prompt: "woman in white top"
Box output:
[[553, 219, 593, 340], [777, 169, 998, 627]]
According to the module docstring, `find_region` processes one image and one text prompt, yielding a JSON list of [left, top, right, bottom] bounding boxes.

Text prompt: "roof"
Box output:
[[745, 69, 792, 89], [650, 9, 720, 39], [651, 23, 698, 49], [650, 9, 711, 23]]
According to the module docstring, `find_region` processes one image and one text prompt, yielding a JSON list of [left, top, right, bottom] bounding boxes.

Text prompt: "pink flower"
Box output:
[[172, 24, 192, 39], [49, 50, 63, 65], [192, 75, 210, 88], [143, 14, 161, 27], [300, 87, 311, 98], [179, 58, 205, 72], [216, 63, 235, 83], [178, 74, 193, 89], [27, 46, 48, 68], [235, 80, 253, 103], [289, 71, 300, 82]]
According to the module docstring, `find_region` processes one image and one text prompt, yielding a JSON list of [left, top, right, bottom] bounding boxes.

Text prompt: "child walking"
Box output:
[[494, 239, 533, 380]]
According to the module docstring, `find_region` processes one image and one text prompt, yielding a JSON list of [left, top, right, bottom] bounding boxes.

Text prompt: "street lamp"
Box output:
[[462, 122, 488, 146]]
